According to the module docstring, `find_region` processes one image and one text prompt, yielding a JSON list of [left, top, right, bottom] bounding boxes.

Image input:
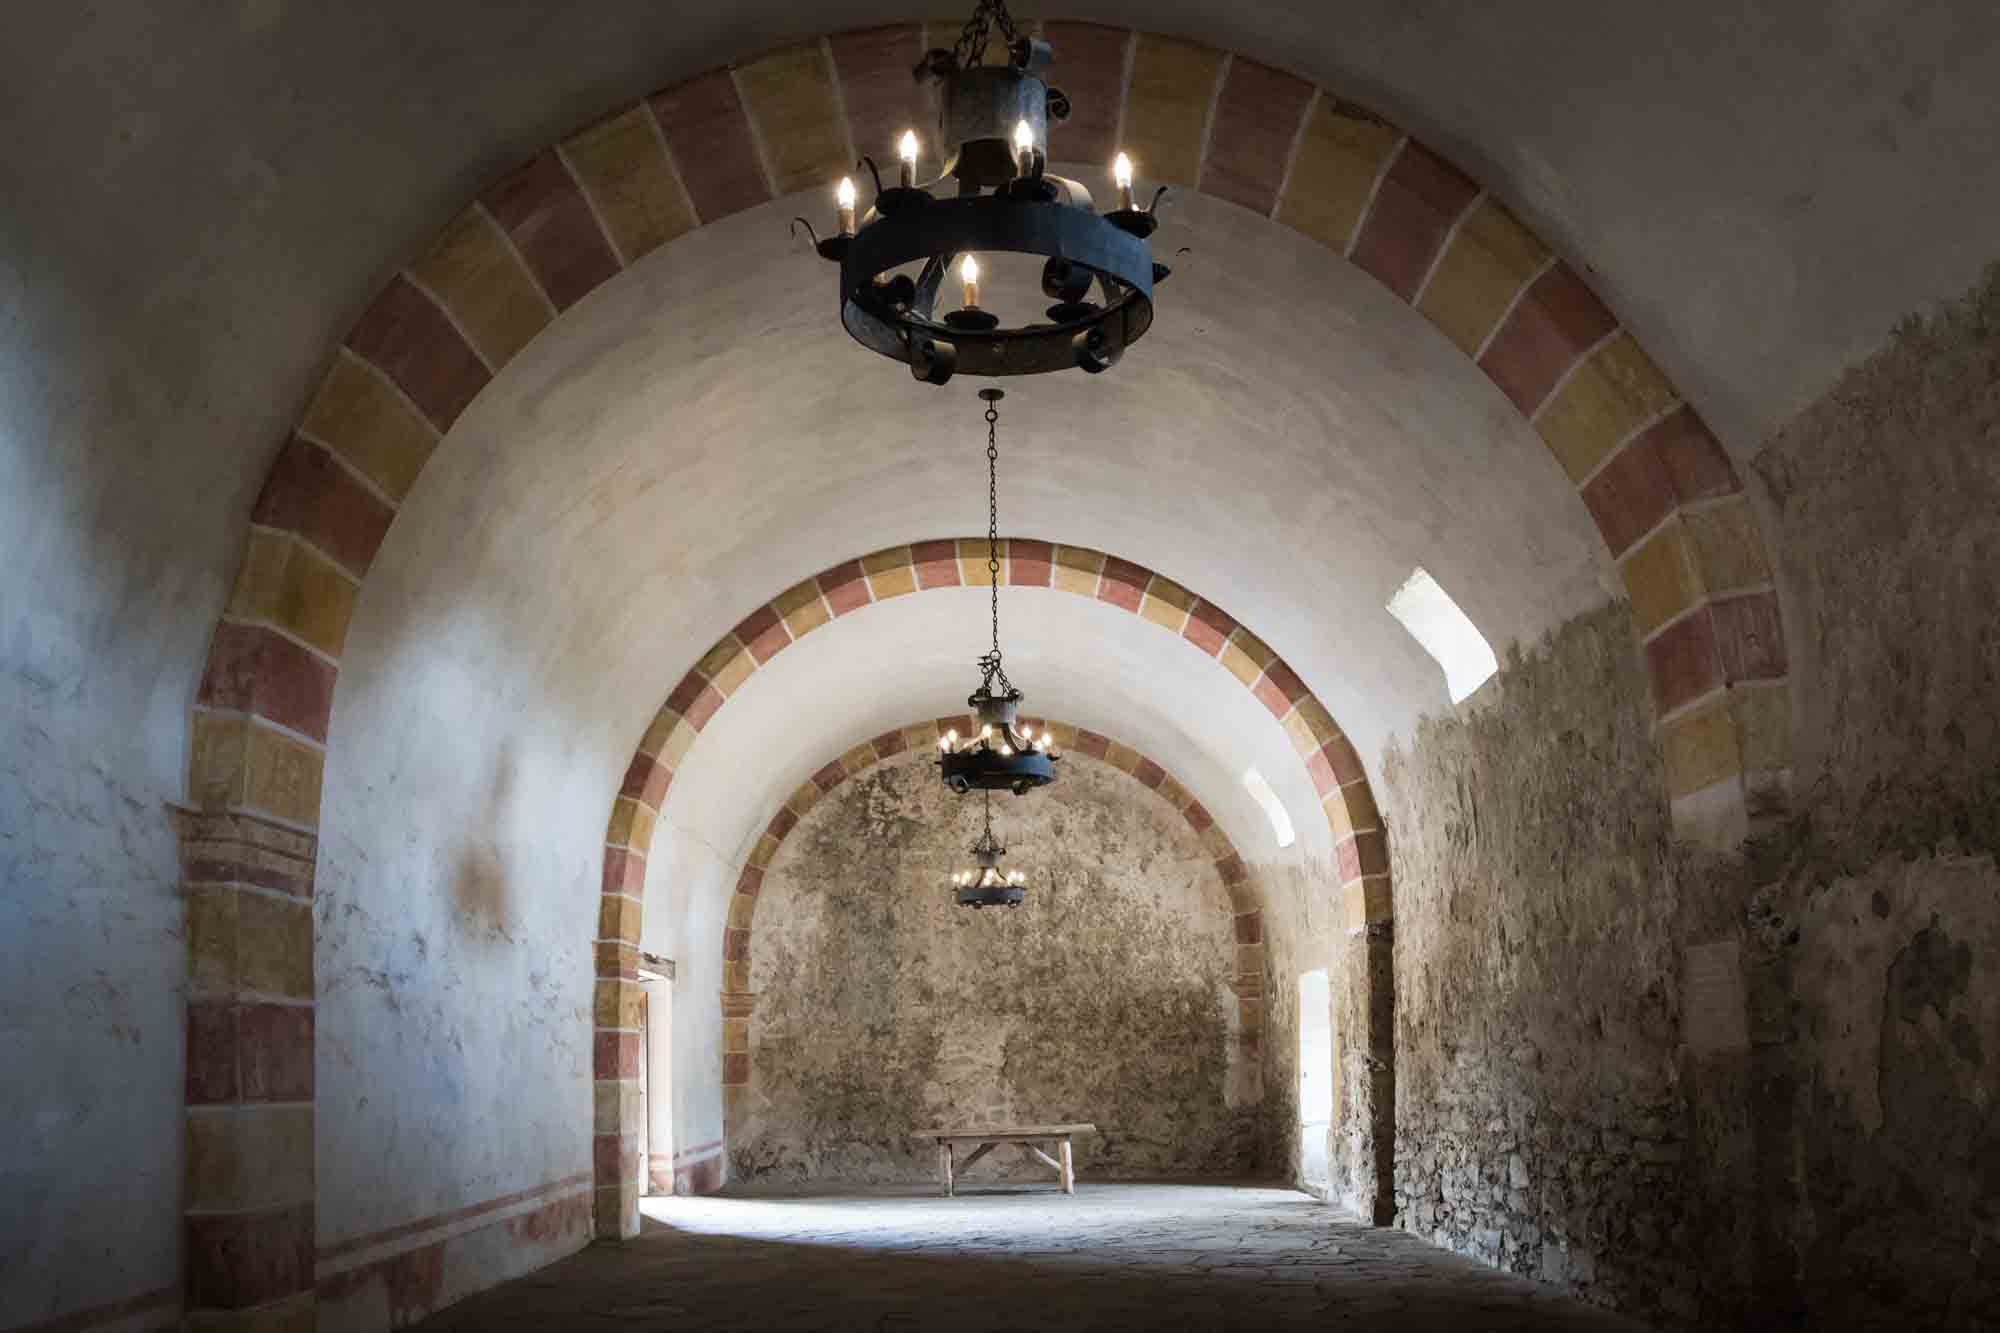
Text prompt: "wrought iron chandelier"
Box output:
[[800, 0, 1168, 385], [937, 389, 1059, 795], [950, 791, 1027, 909]]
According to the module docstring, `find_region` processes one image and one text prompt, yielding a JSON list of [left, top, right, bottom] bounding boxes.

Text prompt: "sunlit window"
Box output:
[[1240, 766, 1296, 849], [1387, 568, 1498, 704]]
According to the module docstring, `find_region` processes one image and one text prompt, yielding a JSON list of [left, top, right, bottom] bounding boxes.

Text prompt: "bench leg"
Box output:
[[1059, 1137, 1074, 1194]]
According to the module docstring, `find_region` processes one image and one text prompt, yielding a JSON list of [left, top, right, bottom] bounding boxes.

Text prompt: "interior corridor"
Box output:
[[414, 1184, 1642, 1331]]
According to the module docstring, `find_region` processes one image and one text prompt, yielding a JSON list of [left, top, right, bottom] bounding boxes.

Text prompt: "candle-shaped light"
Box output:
[[1114, 152, 1136, 210], [898, 130, 919, 187], [960, 254, 981, 309], [1014, 119, 1035, 177], [835, 177, 857, 236]]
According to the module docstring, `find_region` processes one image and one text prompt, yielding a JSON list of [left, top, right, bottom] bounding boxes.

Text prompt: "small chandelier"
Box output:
[[799, 0, 1168, 385], [951, 791, 1027, 909], [937, 389, 1059, 795]]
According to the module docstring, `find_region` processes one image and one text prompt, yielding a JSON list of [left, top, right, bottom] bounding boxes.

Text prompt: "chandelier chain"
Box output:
[[951, 0, 1019, 71], [976, 394, 1014, 697]]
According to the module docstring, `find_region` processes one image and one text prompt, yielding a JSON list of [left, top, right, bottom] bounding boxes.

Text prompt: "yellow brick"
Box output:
[[1417, 197, 1549, 355], [237, 888, 313, 998], [1340, 778, 1381, 833], [409, 206, 550, 369], [727, 892, 757, 930], [186, 1106, 314, 1213], [1620, 520, 1698, 637], [1282, 709, 1321, 757], [1323, 789, 1353, 842], [1139, 575, 1193, 632], [773, 578, 831, 639], [594, 1079, 643, 1135], [189, 714, 252, 813], [228, 530, 357, 657], [1341, 875, 1393, 928], [696, 637, 755, 697], [242, 724, 323, 829], [606, 796, 652, 848], [749, 833, 782, 869], [1290, 695, 1342, 748], [1219, 627, 1276, 688], [300, 355, 438, 502], [956, 537, 1007, 589], [1536, 332, 1678, 482], [1051, 545, 1104, 597], [735, 44, 847, 196], [1661, 693, 1742, 799], [863, 546, 918, 599], [1154, 773, 1192, 813], [722, 961, 751, 993], [840, 741, 878, 778], [563, 106, 695, 263], [1732, 685, 1792, 774], [904, 722, 941, 753], [597, 893, 642, 945], [185, 884, 239, 995], [1683, 495, 1770, 594], [723, 1016, 751, 1053], [1276, 103, 1400, 253], [1102, 741, 1143, 773], [658, 714, 698, 769], [785, 781, 822, 817], [1123, 36, 1224, 186], [1045, 721, 1079, 751]]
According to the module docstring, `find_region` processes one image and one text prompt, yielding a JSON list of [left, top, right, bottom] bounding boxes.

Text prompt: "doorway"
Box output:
[[1298, 970, 1333, 1196], [639, 960, 674, 1196]]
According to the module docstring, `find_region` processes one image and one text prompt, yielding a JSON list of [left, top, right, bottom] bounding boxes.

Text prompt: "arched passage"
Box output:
[[590, 538, 1388, 1231], [169, 16, 1790, 1319], [707, 715, 1270, 1185]]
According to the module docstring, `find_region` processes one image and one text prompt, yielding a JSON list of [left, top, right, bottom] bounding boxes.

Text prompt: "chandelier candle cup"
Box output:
[[1014, 120, 1036, 178], [1114, 153, 1135, 211], [899, 130, 919, 188]]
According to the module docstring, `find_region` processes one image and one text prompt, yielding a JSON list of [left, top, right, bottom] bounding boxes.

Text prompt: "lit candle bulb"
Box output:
[[1000, 745, 1012, 757], [835, 177, 857, 235], [1042, 731, 1054, 748], [960, 254, 981, 309], [938, 736, 950, 752], [1113, 152, 1135, 210], [980, 723, 992, 739], [1013, 119, 1035, 177], [898, 130, 919, 188]]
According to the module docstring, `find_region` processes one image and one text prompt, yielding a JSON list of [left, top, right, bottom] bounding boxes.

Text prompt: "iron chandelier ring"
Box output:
[[835, 195, 1158, 380]]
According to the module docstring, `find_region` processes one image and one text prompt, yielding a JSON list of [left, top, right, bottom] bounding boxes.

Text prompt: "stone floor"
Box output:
[[417, 1181, 1649, 1331]]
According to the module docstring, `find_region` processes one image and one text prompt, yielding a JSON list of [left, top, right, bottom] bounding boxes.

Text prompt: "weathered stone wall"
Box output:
[[1383, 603, 1751, 1325], [734, 751, 1259, 1184], [1744, 263, 2000, 1329]]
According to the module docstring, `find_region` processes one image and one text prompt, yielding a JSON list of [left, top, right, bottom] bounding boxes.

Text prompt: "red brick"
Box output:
[[665, 673, 723, 731], [185, 1202, 314, 1311], [1351, 828, 1389, 877], [1646, 607, 1723, 713], [1253, 657, 1309, 720], [1073, 729, 1111, 759], [1097, 557, 1149, 611], [483, 151, 621, 311], [1183, 599, 1236, 655], [1350, 142, 1479, 302], [1183, 801, 1214, 832], [346, 274, 489, 431], [828, 26, 932, 170], [1323, 734, 1365, 787], [732, 606, 790, 664], [603, 847, 646, 897], [817, 559, 871, 616], [239, 1004, 314, 1103], [811, 760, 846, 792], [253, 436, 395, 575], [1648, 406, 1740, 502], [1477, 262, 1616, 416], [1336, 836, 1361, 882], [1306, 747, 1339, 797], [869, 729, 909, 759], [1007, 538, 1053, 587], [1202, 59, 1313, 215], [1581, 426, 1681, 557], [187, 1002, 239, 1104], [910, 539, 960, 588], [1216, 854, 1248, 885], [723, 928, 750, 962], [1233, 911, 1263, 944], [1711, 590, 1787, 682], [593, 1133, 638, 1185], [619, 752, 663, 803], [1131, 757, 1167, 788], [593, 1030, 639, 1080], [721, 1052, 750, 1086], [735, 865, 765, 898], [648, 71, 770, 222], [767, 806, 800, 840], [1042, 23, 1129, 165], [198, 622, 338, 744]]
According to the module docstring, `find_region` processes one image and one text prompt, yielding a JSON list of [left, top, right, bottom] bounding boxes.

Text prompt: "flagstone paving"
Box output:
[[416, 1181, 1650, 1331]]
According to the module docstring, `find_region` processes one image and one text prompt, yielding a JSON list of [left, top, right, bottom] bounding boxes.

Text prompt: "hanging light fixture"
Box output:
[[938, 389, 1059, 795], [950, 791, 1027, 909], [796, 0, 1169, 385]]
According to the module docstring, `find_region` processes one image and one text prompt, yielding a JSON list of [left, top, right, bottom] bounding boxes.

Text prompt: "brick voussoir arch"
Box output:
[[176, 17, 1792, 1316], [592, 537, 1387, 1229], [706, 715, 1272, 1178]]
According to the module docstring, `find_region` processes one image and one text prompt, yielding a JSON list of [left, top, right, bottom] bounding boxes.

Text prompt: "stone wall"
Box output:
[[1744, 263, 2000, 1329], [734, 751, 1259, 1184], [1382, 602, 1752, 1325]]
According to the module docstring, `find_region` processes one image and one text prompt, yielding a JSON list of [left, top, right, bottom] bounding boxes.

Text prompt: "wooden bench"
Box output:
[[918, 1123, 1097, 1196]]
